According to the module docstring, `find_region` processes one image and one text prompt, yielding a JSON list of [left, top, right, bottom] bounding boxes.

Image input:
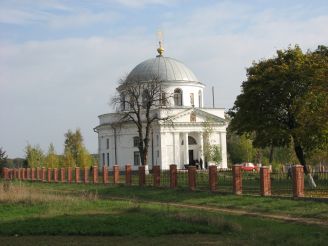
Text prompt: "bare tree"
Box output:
[[112, 75, 173, 166]]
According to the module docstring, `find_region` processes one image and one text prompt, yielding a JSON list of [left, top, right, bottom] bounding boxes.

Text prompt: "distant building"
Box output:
[[94, 46, 227, 170]]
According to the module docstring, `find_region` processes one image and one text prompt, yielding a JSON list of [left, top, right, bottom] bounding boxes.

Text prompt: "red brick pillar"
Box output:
[[42, 167, 46, 182], [209, 165, 217, 192], [61, 168, 66, 183], [113, 165, 120, 184], [139, 165, 146, 186], [53, 168, 58, 183], [31, 168, 35, 181], [83, 167, 89, 184], [260, 166, 271, 196], [26, 168, 31, 180], [292, 165, 304, 198], [2, 168, 8, 180], [18, 168, 21, 180], [153, 165, 161, 187], [24, 168, 27, 180], [68, 167, 72, 184], [170, 164, 177, 189], [93, 166, 98, 184], [75, 167, 80, 183], [47, 168, 52, 182], [125, 164, 132, 185], [103, 166, 109, 184], [188, 166, 197, 191], [233, 165, 242, 195]]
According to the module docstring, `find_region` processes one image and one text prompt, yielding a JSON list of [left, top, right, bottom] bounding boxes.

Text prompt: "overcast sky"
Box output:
[[1, 0, 327, 158]]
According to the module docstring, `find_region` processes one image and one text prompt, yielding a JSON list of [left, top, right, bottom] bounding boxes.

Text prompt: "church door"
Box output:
[[188, 150, 194, 165]]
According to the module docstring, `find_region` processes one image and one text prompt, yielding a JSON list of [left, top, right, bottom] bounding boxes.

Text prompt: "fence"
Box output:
[[1, 164, 328, 198]]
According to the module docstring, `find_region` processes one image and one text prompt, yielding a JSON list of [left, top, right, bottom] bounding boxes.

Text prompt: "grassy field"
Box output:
[[1, 180, 328, 245]]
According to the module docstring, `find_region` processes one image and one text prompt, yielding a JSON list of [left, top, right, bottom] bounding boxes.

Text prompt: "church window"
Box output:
[[142, 89, 149, 108], [156, 135, 159, 146], [174, 88, 183, 106], [106, 139, 109, 149], [190, 112, 196, 122], [190, 93, 194, 106], [133, 136, 140, 147], [160, 92, 167, 106], [107, 153, 110, 166], [102, 153, 105, 166], [121, 94, 126, 111], [188, 136, 197, 145], [134, 151, 140, 166], [198, 90, 202, 108]]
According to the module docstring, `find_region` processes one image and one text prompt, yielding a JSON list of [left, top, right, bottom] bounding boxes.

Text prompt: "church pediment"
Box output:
[[169, 108, 226, 124]]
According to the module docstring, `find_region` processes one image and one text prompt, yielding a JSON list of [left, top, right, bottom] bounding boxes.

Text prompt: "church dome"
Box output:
[[126, 55, 199, 83]]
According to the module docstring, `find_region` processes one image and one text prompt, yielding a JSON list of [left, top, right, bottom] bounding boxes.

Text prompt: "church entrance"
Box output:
[[188, 150, 194, 165]]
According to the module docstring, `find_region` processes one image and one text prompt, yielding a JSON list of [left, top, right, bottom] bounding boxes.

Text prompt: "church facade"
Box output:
[[94, 48, 228, 170]]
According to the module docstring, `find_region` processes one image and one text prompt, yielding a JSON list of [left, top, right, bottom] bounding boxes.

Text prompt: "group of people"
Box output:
[[189, 158, 205, 169]]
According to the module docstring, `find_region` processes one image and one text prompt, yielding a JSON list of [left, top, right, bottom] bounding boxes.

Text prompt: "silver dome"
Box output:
[[126, 56, 199, 82]]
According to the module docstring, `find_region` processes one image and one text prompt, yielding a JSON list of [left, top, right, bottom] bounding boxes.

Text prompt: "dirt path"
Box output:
[[36, 187, 328, 227], [106, 196, 328, 227]]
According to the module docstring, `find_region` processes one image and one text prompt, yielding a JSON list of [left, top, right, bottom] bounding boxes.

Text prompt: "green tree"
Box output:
[[64, 129, 83, 162], [229, 45, 328, 187], [64, 129, 93, 167], [45, 143, 59, 168], [227, 133, 255, 164], [0, 147, 8, 170], [25, 144, 44, 168]]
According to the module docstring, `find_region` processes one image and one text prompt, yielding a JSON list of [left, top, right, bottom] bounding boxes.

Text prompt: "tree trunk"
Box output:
[[293, 143, 308, 175]]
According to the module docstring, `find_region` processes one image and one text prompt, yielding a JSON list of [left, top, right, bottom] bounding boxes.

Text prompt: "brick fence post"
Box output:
[[93, 166, 98, 184], [60, 168, 65, 183], [84, 167, 89, 184], [31, 168, 35, 181], [27, 168, 31, 180], [103, 166, 109, 184], [113, 165, 120, 184], [209, 165, 217, 192], [170, 164, 177, 189], [260, 166, 271, 196], [233, 165, 242, 195], [292, 165, 304, 198], [24, 168, 27, 180], [42, 167, 46, 182], [47, 168, 52, 183], [75, 167, 80, 183], [153, 165, 161, 187], [125, 164, 132, 185], [53, 168, 58, 183], [18, 168, 21, 180], [188, 166, 197, 191], [68, 167, 72, 184], [139, 165, 146, 186], [3, 168, 8, 180]]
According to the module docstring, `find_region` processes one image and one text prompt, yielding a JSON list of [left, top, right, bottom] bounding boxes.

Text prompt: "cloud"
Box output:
[[1, 1, 327, 158]]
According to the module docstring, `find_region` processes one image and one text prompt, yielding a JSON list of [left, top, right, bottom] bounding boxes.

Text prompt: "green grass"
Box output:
[[1, 181, 328, 245]]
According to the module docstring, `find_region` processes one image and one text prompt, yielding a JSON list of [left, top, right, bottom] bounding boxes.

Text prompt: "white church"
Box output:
[[94, 44, 228, 170]]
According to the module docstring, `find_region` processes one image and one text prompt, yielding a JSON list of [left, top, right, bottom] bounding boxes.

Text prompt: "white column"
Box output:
[[220, 131, 228, 169], [199, 132, 204, 163], [184, 132, 189, 164], [173, 132, 180, 166]]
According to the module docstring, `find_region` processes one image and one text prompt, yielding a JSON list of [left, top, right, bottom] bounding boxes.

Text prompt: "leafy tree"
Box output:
[[25, 144, 44, 168], [45, 143, 60, 168], [64, 129, 93, 167], [63, 149, 75, 167], [229, 45, 328, 187], [0, 147, 8, 170], [64, 129, 83, 162], [227, 133, 255, 164], [112, 76, 173, 166]]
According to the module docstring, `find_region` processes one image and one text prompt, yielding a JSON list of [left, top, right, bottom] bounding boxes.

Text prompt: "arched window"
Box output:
[[188, 136, 197, 145], [190, 112, 196, 122], [120, 94, 126, 111], [198, 90, 202, 108], [174, 88, 183, 106], [142, 89, 149, 108]]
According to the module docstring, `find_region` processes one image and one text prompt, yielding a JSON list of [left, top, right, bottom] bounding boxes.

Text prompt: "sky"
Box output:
[[1, 0, 327, 158]]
